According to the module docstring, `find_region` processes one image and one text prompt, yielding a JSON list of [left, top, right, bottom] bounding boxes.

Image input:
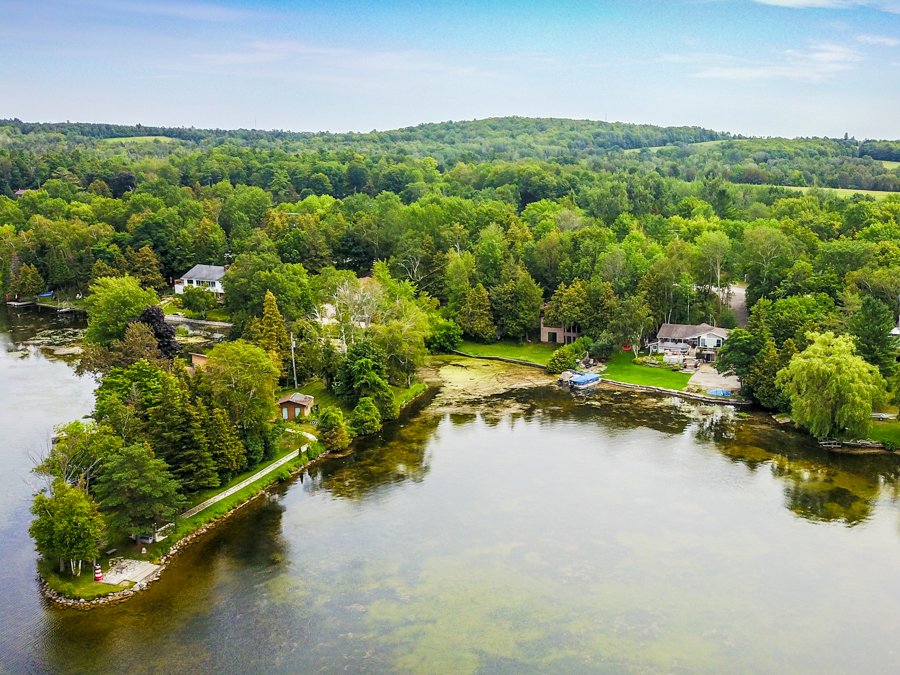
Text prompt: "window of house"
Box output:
[[282, 406, 289, 420]]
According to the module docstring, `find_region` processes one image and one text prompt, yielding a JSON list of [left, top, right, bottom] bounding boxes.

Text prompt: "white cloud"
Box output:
[[856, 33, 900, 45], [752, 0, 900, 12], [682, 43, 862, 81]]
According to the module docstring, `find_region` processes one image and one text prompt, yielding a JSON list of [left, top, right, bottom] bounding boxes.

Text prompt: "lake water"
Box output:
[[2, 310, 900, 673]]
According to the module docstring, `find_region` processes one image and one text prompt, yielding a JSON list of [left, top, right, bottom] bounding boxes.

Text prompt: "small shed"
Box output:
[[277, 393, 315, 421]]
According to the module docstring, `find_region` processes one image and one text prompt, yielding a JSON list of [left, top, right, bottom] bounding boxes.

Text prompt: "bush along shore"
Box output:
[[40, 442, 333, 609]]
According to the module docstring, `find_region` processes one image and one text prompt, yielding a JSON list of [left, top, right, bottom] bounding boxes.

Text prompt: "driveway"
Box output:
[[688, 364, 741, 392]]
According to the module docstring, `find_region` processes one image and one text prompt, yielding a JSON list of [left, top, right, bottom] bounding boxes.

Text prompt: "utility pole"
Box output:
[[290, 332, 298, 389]]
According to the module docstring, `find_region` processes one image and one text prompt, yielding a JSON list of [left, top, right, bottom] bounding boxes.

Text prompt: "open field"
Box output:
[[881, 160, 900, 170], [457, 339, 557, 365], [99, 135, 181, 144], [623, 139, 727, 154], [601, 351, 692, 390], [774, 185, 896, 199]]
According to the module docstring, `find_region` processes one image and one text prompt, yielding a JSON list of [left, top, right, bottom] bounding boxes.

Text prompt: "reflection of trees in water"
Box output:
[[720, 423, 891, 525], [314, 409, 442, 500], [211, 496, 289, 567], [314, 382, 898, 526]]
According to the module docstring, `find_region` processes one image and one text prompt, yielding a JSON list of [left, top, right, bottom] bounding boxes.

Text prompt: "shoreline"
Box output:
[[40, 381, 436, 610], [39, 355, 895, 608]]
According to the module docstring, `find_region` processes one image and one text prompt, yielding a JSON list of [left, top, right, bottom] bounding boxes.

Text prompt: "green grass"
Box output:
[[286, 378, 348, 412], [39, 559, 134, 600], [160, 299, 230, 323], [600, 351, 692, 390], [869, 421, 900, 447], [392, 381, 427, 408], [881, 160, 900, 170], [774, 185, 895, 200], [457, 339, 558, 366], [99, 135, 180, 144]]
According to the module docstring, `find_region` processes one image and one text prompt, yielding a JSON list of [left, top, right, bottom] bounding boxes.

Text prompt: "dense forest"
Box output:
[[13, 115, 900, 576]]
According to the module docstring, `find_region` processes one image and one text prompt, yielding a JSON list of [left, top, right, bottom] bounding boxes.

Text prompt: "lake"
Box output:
[[2, 309, 900, 673]]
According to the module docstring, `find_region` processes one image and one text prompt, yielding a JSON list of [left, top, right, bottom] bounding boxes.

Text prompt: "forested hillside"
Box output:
[[2, 116, 899, 433]]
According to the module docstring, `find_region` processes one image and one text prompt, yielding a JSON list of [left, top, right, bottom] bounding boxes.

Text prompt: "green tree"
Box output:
[[94, 444, 185, 539], [245, 290, 291, 376], [848, 296, 897, 378], [179, 286, 218, 316], [776, 332, 886, 440], [84, 275, 158, 345], [349, 396, 382, 436], [77, 322, 168, 376], [11, 262, 45, 299], [318, 406, 351, 452], [202, 404, 247, 479], [612, 293, 654, 353], [489, 267, 543, 341], [34, 421, 124, 491], [200, 340, 279, 449], [30, 480, 105, 576], [545, 279, 590, 336], [456, 283, 496, 342], [127, 245, 166, 290], [147, 374, 219, 492], [746, 338, 790, 411], [425, 316, 463, 353]]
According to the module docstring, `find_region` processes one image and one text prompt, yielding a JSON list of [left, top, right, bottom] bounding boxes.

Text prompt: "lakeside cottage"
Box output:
[[649, 323, 730, 362], [174, 264, 226, 299], [277, 393, 315, 421], [539, 317, 582, 345]]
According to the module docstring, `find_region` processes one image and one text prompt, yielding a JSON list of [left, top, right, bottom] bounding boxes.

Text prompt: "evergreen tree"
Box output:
[[12, 262, 45, 299], [456, 283, 496, 342], [747, 338, 790, 411], [318, 406, 351, 452], [202, 403, 247, 478], [848, 296, 897, 378], [245, 290, 290, 376], [350, 396, 382, 435], [94, 444, 185, 539], [147, 374, 219, 491]]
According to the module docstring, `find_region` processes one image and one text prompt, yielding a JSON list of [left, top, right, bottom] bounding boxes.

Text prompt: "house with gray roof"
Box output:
[[175, 264, 226, 299], [650, 323, 731, 362]]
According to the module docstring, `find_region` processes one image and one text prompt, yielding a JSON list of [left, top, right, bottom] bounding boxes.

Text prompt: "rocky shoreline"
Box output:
[[40, 448, 338, 610]]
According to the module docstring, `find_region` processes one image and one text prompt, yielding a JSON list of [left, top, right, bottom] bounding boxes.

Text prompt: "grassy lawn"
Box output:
[[39, 559, 134, 600], [601, 351, 692, 391], [458, 339, 557, 365], [881, 160, 900, 170], [284, 378, 348, 412], [870, 421, 900, 448], [392, 381, 427, 408], [160, 299, 230, 323]]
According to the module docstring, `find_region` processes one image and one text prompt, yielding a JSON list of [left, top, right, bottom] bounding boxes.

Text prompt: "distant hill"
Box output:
[[0, 116, 729, 162]]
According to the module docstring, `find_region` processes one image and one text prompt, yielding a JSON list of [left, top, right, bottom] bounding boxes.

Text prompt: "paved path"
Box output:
[[728, 284, 748, 327], [181, 449, 301, 519]]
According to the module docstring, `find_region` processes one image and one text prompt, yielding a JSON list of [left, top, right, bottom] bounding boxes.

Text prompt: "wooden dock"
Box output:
[[5, 300, 34, 307]]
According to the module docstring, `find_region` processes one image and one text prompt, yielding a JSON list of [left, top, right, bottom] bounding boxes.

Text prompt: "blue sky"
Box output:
[[2, 0, 899, 138]]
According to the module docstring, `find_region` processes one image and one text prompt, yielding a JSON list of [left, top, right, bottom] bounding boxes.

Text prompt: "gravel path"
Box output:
[[181, 449, 301, 519]]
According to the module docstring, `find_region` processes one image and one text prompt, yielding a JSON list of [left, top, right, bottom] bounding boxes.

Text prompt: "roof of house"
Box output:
[[277, 393, 314, 407], [180, 264, 226, 282], [656, 323, 730, 340], [14, 188, 27, 196]]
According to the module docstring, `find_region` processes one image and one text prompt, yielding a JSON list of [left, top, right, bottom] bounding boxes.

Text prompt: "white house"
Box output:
[[174, 264, 226, 299]]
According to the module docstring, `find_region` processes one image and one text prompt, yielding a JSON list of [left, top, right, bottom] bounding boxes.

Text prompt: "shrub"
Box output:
[[425, 316, 463, 353], [350, 396, 382, 436]]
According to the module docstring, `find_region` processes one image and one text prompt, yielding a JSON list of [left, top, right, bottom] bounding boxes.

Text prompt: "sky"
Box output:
[[2, 0, 899, 138]]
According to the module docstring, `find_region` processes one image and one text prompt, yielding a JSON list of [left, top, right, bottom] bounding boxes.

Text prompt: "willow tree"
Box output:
[[776, 332, 886, 440]]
